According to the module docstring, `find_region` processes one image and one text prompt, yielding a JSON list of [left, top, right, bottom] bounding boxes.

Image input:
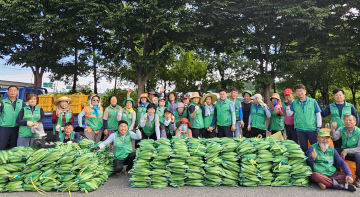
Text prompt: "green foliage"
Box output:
[[101, 89, 138, 109]]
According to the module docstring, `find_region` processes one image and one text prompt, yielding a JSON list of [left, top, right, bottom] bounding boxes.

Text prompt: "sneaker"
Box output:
[[318, 183, 326, 190], [353, 179, 360, 188], [346, 184, 356, 192]]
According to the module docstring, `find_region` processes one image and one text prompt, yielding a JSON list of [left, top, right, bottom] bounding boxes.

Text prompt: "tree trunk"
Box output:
[[136, 67, 153, 98], [219, 67, 226, 89], [351, 86, 357, 109], [32, 67, 44, 87], [262, 82, 272, 105], [93, 51, 98, 94], [72, 48, 78, 93], [114, 76, 117, 93]]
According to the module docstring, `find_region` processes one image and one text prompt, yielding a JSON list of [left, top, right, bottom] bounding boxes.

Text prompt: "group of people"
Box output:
[[1, 84, 360, 192]]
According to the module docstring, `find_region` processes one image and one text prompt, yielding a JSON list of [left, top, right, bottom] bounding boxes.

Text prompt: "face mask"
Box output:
[[181, 125, 188, 131]]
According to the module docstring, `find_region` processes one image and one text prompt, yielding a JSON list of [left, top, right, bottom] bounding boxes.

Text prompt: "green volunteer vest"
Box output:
[[293, 98, 317, 131], [142, 117, 155, 137], [270, 109, 285, 131], [53, 111, 72, 135], [188, 103, 204, 129], [250, 104, 267, 130], [341, 126, 360, 149], [231, 99, 241, 121], [174, 110, 186, 127], [87, 108, 103, 131], [184, 107, 189, 119], [19, 106, 41, 138], [136, 103, 148, 124], [156, 107, 166, 124], [312, 142, 337, 176], [107, 105, 120, 131], [122, 109, 133, 129], [59, 131, 75, 142], [180, 129, 190, 139], [203, 105, 215, 129], [215, 99, 233, 127], [330, 102, 352, 129], [0, 98, 23, 127], [114, 131, 132, 160], [164, 122, 175, 136]]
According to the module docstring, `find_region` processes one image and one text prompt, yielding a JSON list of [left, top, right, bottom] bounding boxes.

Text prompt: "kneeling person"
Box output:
[[307, 130, 356, 191], [57, 123, 80, 143], [331, 114, 360, 187], [92, 120, 141, 174]]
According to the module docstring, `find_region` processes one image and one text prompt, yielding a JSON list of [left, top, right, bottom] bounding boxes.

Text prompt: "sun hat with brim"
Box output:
[[242, 90, 253, 97], [200, 93, 218, 105], [123, 98, 135, 106], [159, 96, 166, 101], [54, 96, 72, 105], [182, 95, 189, 100], [190, 92, 201, 99], [318, 130, 331, 137], [148, 90, 156, 95], [178, 118, 191, 127]]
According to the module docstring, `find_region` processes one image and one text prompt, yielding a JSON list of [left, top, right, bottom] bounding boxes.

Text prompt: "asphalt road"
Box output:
[[1, 174, 359, 197]]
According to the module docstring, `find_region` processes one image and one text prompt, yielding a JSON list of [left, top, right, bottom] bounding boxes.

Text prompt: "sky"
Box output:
[[0, 59, 117, 93]]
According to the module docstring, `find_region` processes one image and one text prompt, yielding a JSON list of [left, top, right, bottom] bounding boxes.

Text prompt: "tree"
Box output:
[[104, 0, 193, 97], [0, 0, 68, 87]]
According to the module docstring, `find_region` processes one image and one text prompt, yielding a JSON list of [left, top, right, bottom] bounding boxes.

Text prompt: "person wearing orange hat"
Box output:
[[175, 118, 192, 139], [136, 93, 150, 125], [188, 92, 204, 138], [284, 88, 297, 142]]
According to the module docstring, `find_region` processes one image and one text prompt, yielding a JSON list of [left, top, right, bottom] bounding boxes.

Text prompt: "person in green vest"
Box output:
[[0, 86, 25, 150], [188, 92, 204, 138], [52, 96, 74, 142], [174, 102, 186, 127], [229, 88, 244, 138], [269, 93, 285, 135], [78, 95, 104, 142], [103, 95, 121, 151], [57, 123, 80, 143], [210, 89, 237, 138], [247, 94, 271, 138], [139, 103, 160, 140], [322, 88, 359, 148], [160, 108, 176, 139], [331, 114, 360, 187], [156, 97, 167, 125], [182, 94, 190, 119], [16, 94, 44, 147], [117, 98, 136, 132], [307, 130, 356, 191], [200, 92, 217, 138], [175, 118, 193, 139], [288, 84, 322, 152], [92, 120, 142, 175], [136, 93, 150, 125]]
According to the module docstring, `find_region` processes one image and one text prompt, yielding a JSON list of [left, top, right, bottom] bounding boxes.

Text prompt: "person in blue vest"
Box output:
[[92, 120, 142, 174], [16, 94, 44, 147], [307, 130, 356, 191], [210, 89, 236, 138], [331, 114, 360, 187], [0, 86, 25, 150], [322, 88, 359, 148], [287, 84, 322, 152]]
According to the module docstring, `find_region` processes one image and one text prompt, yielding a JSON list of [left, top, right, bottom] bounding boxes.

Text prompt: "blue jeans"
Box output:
[[17, 137, 35, 147], [235, 121, 242, 138]]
